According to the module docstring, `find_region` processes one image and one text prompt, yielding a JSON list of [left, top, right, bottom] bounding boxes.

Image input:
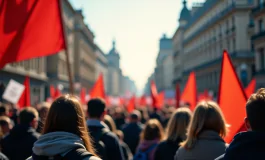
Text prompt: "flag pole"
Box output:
[[59, 0, 74, 94]]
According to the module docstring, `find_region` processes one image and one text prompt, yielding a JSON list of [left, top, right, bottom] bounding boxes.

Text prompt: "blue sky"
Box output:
[[69, 0, 200, 92]]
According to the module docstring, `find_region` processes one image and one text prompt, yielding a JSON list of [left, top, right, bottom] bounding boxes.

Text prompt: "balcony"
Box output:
[[252, 2, 265, 17], [251, 30, 265, 41]]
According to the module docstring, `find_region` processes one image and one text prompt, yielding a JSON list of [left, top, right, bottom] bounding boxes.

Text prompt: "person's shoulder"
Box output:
[[88, 156, 102, 160]]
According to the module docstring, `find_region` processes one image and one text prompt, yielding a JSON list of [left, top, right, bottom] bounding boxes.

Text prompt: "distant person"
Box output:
[[104, 114, 117, 133], [114, 107, 126, 130], [27, 95, 100, 160], [149, 108, 162, 123], [1, 107, 40, 160], [155, 107, 192, 160], [0, 105, 9, 117], [122, 110, 144, 154], [216, 88, 265, 160], [139, 108, 149, 124], [116, 130, 133, 160], [87, 98, 124, 160], [0, 116, 13, 139], [134, 119, 164, 160], [174, 101, 227, 160], [36, 103, 50, 133]]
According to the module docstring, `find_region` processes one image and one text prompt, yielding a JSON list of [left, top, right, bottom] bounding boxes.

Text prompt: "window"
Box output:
[[260, 48, 265, 70], [258, 19, 264, 33]]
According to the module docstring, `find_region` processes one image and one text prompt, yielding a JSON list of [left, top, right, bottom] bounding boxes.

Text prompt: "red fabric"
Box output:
[[245, 78, 256, 98], [198, 90, 212, 101], [80, 87, 86, 104], [127, 96, 135, 113], [150, 80, 158, 108], [181, 72, 197, 111], [175, 83, 181, 108], [139, 95, 146, 106], [54, 88, 61, 99], [50, 85, 55, 98], [156, 91, 165, 109], [218, 50, 248, 143], [18, 76, 31, 108], [0, 0, 66, 68], [90, 74, 105, 99]]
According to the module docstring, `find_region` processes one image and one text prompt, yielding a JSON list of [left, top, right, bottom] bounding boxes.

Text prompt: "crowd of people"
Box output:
[[0, 88, 265, 160]]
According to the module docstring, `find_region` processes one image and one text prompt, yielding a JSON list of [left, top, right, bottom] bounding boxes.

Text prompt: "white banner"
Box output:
[[2, 79, 25, 104]]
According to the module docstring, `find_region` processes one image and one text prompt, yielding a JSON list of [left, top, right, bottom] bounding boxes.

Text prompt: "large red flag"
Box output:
[[127, 96, 135, 113], [150, 80, 158, 108], [53, 87, 61, 99], [18, 76, 31, 108], [175, 83, 181, 108], [181, 72, 197, 111], [156, 91, 165, 109], [90, 74, 105, 99], [0, 0, 66, 68], [245, 78, 256, 98], [139, 95, 147, 106], [80, 88, 86, 104], [218, 50, 248, 143]]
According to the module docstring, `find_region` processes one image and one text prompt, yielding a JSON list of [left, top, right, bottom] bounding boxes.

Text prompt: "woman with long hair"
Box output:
[[104, 114, 117, 133], [174, 101, 228, 160], [154, 107, 192, 160], [134, 119, 164, 160], [27, 95, 101, 160]]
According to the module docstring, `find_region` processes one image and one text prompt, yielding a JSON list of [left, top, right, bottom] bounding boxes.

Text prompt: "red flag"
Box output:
[[150, 80, 158, 108], [18, 76, 31, 108], [156, 91, 165, 109], [175, 83, 181, 108], [127, 96, 135, 113], [90, 74, 105, 99], [54, 87, 61, 99], [50, 85, 55, 98], [0, 0, 66, 68], [181, 72, 197, 111], [139, 95, 147, 106], [80, 88, 86, 104], [218, 50, 248, 143], [245, 78, 256, 98]]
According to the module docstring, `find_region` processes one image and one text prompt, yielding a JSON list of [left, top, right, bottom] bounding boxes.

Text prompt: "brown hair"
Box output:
[[140, 119, 164, 141], [166, 107, 192, 142], [43, 95, 97, 156], [246, 88, 265, 131], [181, 101, 227, 149], [19, 107, 39, 124], [104, 114, 117, 132]]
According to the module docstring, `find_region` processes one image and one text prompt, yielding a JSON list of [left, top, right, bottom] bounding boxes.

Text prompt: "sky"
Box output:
[[69, 0, 199, 92]]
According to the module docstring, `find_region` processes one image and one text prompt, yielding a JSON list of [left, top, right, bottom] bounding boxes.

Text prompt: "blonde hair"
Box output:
[[166, 107, 192, 142], [181, 101, 227, 149], [140, 119, 164, 141], [104, 114, 117, 132]]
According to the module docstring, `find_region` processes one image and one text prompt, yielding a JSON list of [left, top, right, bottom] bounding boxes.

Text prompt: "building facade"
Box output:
[[154, 34, 173, 92], [95, 45, 108, 93], [106, 40, 121, 96], [173, 0, 255, 94], [251, 0, 265, 88], [73, 10, 96, 92]]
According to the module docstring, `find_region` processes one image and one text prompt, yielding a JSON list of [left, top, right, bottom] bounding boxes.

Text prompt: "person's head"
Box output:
[[104, 114, 117, 132], [245, 88, 265, 131], [0, 116, 13, 135], [166, 107, 192, 142], [182, 101, 227, 149], [87, 98, 106, 120], [38, 103, 50, 121], [115, 130, 124, 141], [140, 119, 164, 142], [43, 95, 96, 155], [0, 104, 8, 116], [19, 107, 39, 129], [129, 110, 141, 123]]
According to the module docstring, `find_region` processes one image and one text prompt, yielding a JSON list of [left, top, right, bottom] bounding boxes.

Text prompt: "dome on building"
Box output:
[[179, 0, 191, 21], [109, 40, 119, 55]]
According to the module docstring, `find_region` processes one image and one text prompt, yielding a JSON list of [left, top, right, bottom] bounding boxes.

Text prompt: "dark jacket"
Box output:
[[215, 131, 265, 160], [1, 124, 40, 160], [27, 131, 100, 160], [120, 141, 132, 160], [122, 122, 143, 154], [154, 139, 182, 160], [87, 120, 124, 160], [175, 130, 227, 160]]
